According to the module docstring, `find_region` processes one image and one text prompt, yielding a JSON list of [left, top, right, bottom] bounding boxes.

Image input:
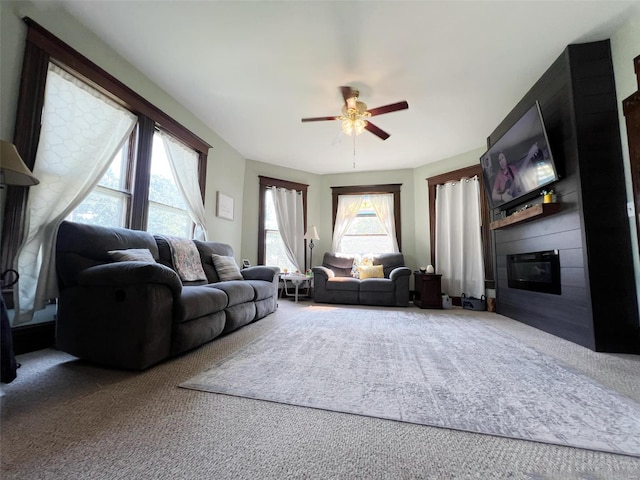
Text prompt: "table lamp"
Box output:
[[1, 141, 39, 186]]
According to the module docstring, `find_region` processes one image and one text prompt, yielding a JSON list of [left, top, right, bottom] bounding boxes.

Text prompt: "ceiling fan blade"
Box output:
[[340, 86, 354, 105], [368, 101, 409, 117], [301, 116, 340, 122], [364, 121, 390, 140]]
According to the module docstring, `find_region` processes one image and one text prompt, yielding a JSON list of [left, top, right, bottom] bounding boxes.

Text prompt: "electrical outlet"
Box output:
[[628, 201, 636, 218]]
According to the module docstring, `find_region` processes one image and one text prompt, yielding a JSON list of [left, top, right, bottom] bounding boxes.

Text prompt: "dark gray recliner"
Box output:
[[312, 252, 411, 307]]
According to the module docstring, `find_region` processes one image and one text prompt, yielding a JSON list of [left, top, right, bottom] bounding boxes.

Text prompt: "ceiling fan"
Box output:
[[301, 86, 409, 140]]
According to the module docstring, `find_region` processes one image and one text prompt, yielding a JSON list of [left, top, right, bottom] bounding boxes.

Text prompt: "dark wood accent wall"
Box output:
[[491, 41, 639, 353]]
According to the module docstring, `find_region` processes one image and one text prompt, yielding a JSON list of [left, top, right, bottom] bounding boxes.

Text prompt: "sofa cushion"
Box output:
[[211, 254, 243, 281], [193, 240, 236, 283], [322, 252, 356, 277], [374, 253, 405, 278], [358, 265, 384, 279], [174, 285, 228, 323], [359, 278, 395, 293], [244, 279, 277, 301], [326, 277, 360, 292], [208, 280, 255, 306], [108, 248, 155, 263], [57, 221, 159, 289]]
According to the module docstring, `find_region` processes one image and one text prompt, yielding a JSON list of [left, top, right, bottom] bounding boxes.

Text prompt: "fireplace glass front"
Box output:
[[507, 250, 561, 295]]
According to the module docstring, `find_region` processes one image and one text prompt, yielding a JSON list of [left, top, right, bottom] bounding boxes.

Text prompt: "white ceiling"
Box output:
[[35, 1, 640, 174]]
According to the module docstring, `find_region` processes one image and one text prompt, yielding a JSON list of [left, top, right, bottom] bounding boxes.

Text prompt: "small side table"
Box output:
[[414, 272, 442, 309], [280, 274, 311, 303]]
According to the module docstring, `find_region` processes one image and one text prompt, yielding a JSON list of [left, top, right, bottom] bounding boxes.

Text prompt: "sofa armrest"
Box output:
[[77, 262, 183, 298], [312, 266, 335, 280], [389, 266, 412, 281], [241, 265, 280, 282]]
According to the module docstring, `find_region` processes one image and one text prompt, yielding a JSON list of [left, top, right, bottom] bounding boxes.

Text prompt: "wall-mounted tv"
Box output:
[[480, 101, 559, 210]]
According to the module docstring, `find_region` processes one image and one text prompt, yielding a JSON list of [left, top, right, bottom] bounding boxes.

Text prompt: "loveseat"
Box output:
[[312, 252, 411, 307], [55, 221, 279, 370]]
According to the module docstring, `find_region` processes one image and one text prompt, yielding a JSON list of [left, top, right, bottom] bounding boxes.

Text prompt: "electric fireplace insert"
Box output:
[[507, 250, 561, 295]]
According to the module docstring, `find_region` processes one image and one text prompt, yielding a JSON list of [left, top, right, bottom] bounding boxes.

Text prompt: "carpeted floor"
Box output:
[[2, 302, 640, 479], [181, 307, 640, 457]]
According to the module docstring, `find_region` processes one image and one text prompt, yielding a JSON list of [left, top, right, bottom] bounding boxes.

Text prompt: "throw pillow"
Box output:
[[211, 254, 243, 281], [358, 264, 384, 279], [162, 236, 207, 282], [360, 254, 374, 267], [351, 254, 361, 278], [108, 248, 156, 263], [351, 253, 374, 278]]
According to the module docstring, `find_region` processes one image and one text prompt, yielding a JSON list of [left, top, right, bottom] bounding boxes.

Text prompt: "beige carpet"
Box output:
[[181, 308, 640, 457], [2, 302, 640, 479]]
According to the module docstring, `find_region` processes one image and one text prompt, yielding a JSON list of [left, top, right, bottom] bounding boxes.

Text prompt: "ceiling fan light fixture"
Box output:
[[342, 118, 366, 136], [301, 86, 408, 141]]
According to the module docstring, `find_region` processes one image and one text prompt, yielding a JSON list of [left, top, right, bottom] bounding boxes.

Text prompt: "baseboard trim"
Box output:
[[12, 321, 55, 355]]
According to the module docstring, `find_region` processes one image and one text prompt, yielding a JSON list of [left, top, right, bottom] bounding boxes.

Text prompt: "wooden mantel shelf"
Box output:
[[490, 203, 561, 230]]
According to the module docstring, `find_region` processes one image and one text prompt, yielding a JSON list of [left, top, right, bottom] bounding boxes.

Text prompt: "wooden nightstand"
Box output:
[[413, 272, 442, 309]]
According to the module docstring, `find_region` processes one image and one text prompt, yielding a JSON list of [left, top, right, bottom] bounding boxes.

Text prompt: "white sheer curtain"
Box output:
[[330, 195, 365, 253], [269, 186, 304, 272], [13, 63, 137, 324], [435, 176, 485, 298], [368, 194, 399, 253], [159, 131, 208, 240]]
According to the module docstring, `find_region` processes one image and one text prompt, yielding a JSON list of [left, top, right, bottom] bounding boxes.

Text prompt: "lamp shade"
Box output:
[[1, 141, 39, 186], [304, 225, 319, 241]]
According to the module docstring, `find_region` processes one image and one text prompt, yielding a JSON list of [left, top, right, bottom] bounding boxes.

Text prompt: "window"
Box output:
[[66, 143, 130, 228], [338, 195, 395, 254], [331, 184, 402, 253], [263, 188, 297, 271], [64, 102, 195, 236], [258, 176, 308, 268], [146, 133, 192, 237]]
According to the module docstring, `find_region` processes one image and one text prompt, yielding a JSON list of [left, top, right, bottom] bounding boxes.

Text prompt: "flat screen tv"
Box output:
[[480, 101, 559, 210]]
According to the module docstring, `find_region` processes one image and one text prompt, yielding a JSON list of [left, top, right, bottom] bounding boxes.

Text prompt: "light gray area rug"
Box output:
[[180, 307, 640, 457]]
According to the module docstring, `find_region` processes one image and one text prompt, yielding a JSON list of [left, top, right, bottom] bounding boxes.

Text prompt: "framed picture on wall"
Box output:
[[216, 191, 234, 220]]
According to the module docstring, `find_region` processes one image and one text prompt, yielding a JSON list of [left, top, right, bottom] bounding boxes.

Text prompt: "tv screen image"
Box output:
[[480, 102, 558, 210]]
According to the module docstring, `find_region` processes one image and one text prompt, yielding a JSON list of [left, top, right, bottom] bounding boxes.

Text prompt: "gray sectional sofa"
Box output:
[[55, 221, 279, 370], [312, 252, 411, 307]]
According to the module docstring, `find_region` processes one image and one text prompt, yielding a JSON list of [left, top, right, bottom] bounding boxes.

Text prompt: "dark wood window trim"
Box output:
[[330, 184, 402, 251], [258, 176, 309, 266], [2, 17, 211, 273], [24, 17, 210, 153], [426, 166, 494, 287]]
